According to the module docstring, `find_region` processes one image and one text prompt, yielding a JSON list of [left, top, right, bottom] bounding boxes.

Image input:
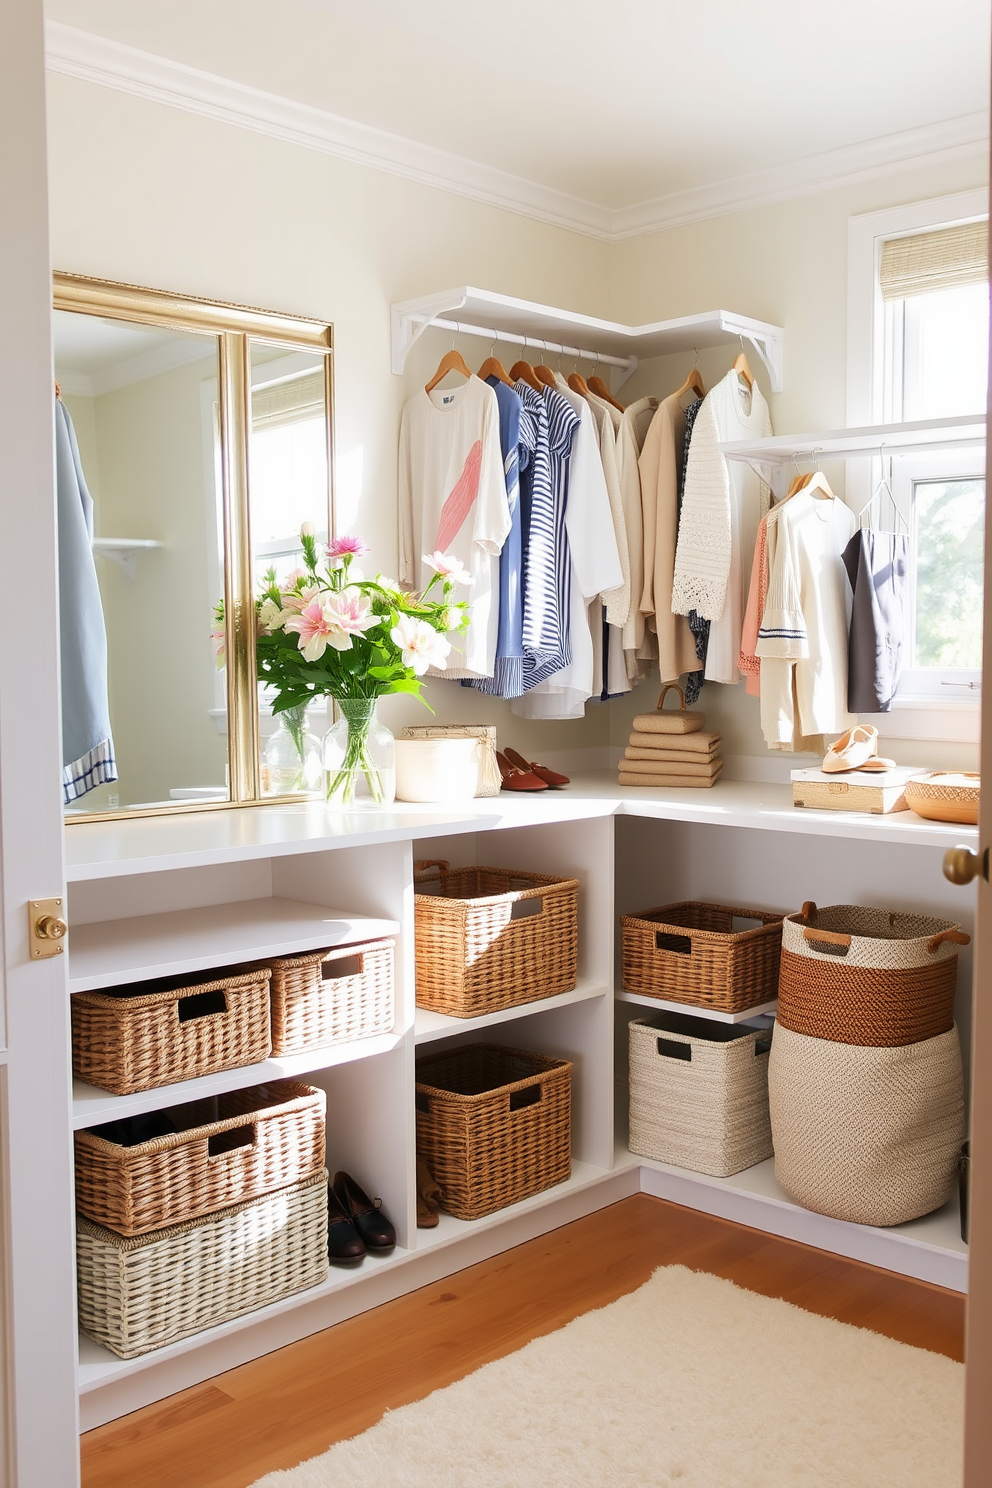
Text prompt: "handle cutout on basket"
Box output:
[[509, 1083, 542, 1111], [802, 926, 851, 956], [510, 896, 543, 921], [754, 1037, 772, 1057], [207, 1124, 256, 1158], [324, 953, 363, 980], [926, 928, 971, 953], [177, 989, 228, 1022], [657, 1037, 692, 1061], [655, 931, 692, 955], [415, 1092, 430, 1114]]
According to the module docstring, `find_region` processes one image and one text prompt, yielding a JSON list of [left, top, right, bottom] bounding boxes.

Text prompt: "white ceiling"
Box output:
[[46, 0, 991, 219]]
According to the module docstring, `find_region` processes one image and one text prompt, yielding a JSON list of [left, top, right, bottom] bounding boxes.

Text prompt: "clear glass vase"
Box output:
[[323, 698, 395, 807], [263, 704, 323, 796]]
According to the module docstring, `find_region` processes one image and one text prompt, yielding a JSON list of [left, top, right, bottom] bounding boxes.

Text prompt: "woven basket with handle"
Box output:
[[776, 902, 968, 1047], [621, 902, 784, 1013], [267, 938, 394, 1055], [71, 968, 272, 1097], [74, 1079, 325, 1236], [415, 1043, 571, 1219], [413, 861, 578, 1017], [77, 1170, 329, 1358]]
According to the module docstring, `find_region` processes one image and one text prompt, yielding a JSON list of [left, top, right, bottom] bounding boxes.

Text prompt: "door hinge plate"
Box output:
[[29, 897, 67, 959]]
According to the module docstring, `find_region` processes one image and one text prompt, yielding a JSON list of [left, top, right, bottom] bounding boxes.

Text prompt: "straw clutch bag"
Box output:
[[632, 684, 705, 736]]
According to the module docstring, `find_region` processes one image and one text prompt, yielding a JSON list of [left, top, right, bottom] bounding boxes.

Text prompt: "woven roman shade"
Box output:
[[252, 370, 324, 428], [880, 220, 989, 301]]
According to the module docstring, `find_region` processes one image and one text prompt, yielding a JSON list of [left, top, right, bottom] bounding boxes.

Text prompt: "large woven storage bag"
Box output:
[[768, 1020, 965, 1226], [628, 1011, 773, 1177], [777, 901, 968, 1047]]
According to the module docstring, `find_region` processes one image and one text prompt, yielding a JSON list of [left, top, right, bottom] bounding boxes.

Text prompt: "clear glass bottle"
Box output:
[[263, 704, 323, 796], [323, 698, 395, 806]]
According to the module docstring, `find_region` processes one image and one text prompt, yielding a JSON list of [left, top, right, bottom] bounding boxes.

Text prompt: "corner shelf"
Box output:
[[67, 898, 400, 993], [720, 413, 985, 468], [616, 990, 778, 1024], [414, 980, 610, 1044], [92, 537, 164, 581], [391, 287, 784, 392]]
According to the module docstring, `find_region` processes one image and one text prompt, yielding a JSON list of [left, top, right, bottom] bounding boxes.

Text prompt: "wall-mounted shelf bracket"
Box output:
[[92, 538, 164, 581]]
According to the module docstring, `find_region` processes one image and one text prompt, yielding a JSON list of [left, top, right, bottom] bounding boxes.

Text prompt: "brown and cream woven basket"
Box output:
[[621, 902, 784, 1014], [71, 968, 272, 1097], [768, 1021, 965, 1227], [904, 771, 980, 825], [777, 902, 968, 1047], [628, 1011, 773, 1177], [413, 862, 579, 1018], [77, 1170, 329, 1358], [415, 1043, 571, 1220], [267, 938, 394, 1055], [74, 1079, 326, 1236]]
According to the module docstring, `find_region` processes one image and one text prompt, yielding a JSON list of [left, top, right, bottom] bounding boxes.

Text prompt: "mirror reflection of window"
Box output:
[[249, 346, 330, 587], [54, 310, 228, 813]]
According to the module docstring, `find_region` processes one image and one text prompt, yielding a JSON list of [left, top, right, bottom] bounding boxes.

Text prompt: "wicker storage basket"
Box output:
[[413, 862, 579, 1018], [628, 1011, 773, 1177], [415, 1043, 571, 1219], [71, 968, 272, 1097], [904, 772, 980, 825], [620, 902, 784, 1014], [74, 1079, 325, 1236], [77, 1170, 329, 1358], [768, 1021, 965, 1226], [268, 939, 394, 1055], [777, 902, 968, 1047]]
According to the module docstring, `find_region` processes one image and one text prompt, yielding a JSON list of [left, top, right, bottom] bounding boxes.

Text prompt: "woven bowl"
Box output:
[[904, 772, 980, 826]]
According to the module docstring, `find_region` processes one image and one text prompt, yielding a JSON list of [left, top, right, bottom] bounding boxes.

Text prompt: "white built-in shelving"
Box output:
[[720, 412, 986, 466], [415, 980, 610, 1044], [391, 286, 785, 392], [616, 989, 778, 1024]]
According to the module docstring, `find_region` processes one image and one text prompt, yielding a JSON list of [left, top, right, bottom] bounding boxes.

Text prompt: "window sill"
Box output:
[[861, 696, 981, 743]]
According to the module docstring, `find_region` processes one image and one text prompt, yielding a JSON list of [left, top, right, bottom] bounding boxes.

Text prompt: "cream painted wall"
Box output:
[[46, 72, 986, 780]]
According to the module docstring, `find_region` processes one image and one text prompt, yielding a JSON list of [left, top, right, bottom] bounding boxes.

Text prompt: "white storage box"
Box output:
[[628, 1011, 773, 1177], [394, 737, 482, 803]]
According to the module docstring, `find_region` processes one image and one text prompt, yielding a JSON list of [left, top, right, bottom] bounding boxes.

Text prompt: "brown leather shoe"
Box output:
[[497, 750, 547, 791], [504, 747, 570, 788], [332, 1170, 396, 1252], [327, 1183, 366, 1264]]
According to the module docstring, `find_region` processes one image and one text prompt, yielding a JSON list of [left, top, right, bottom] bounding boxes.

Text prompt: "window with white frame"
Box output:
[[873, 211, 988, 704], [249, 364, 329, 585]]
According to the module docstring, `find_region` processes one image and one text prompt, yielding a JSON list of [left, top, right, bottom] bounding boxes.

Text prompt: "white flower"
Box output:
[[423, 550, 473, 585], [390, 615, 452, 676], [300, 522, 316, 539], [258, 598, 285, 633]]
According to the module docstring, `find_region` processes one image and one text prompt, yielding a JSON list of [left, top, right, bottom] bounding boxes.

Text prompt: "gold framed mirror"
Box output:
[[54, 273, 334, 823]]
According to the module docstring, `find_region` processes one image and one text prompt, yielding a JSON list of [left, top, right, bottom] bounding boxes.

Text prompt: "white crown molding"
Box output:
[[45, 21, 989, 244], [44, 22, 613, 241]]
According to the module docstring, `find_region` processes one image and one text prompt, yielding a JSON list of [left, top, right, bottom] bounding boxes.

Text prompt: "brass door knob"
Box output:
[[36, 914, 68, 941], [943, 846, 982, 886]]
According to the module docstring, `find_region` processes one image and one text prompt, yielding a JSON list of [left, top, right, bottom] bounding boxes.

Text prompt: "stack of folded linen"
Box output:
[[618, 686, 722, 789]]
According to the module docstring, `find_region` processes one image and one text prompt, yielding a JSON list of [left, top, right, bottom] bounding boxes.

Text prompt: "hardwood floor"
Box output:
[[81, 1195, 965, 1488]]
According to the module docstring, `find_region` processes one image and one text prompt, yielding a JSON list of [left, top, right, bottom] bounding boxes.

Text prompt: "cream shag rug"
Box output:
[[250, 1265, 962, 1488]]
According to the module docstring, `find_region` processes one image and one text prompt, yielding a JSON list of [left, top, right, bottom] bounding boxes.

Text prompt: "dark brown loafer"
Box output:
[[327, 1183, 366, 1264], [333, 1170, 396, 1253]]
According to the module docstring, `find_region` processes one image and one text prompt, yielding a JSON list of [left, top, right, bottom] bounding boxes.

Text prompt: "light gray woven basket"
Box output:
[[628, 1012, 773, 1177], [769, 1022, 965, 1226], [77, 1171, 329, 1358]]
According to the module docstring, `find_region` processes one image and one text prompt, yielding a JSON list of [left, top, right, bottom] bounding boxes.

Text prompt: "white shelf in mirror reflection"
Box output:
[[91, 537, 164, 580], [67, 897, 399, 992]]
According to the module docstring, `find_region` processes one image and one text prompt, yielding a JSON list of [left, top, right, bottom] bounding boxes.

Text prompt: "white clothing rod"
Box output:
[[414, 315, 637, 372]]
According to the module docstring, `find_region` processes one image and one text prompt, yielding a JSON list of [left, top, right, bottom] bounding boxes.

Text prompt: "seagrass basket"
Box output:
[[74, 1079, 325, 1236], [415, 1043, 571, 1219], [71, 968, 272, 1096], [268, 939, 394, 1055], [621, 902, 784, 1013], [777, 902, 968, 1047], [413, 861, 579, 1017], [77, 1170, 329, 1358], [628, 1011, 773, 1177]]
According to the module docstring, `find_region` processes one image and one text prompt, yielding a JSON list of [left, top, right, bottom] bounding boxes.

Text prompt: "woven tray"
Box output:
[[268, 939, 394, 1055], [77, 1171, 329, 1358], [413, 862, 579, 1018], [621, 902, 784, 1013], [776, 903, 967, 1047], [415, 1043, 571, 1220], [628, 1011, 773, 1177], [71, 968, 272, 1096], [74, 1079, 325, 1236]]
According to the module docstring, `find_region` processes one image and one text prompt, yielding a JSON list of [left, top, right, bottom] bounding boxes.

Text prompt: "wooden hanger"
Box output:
[[478, 355, 513, 387], [803, 469, 835, 500], [54, 379, 62, 400], [674, 365, 706, 402], [587, 374, 624, 412], [567, 371, 591, 397], [733, 341, 754, 391], [785, 471, 812, 499], [510, 359, 542, 392], [425, 347, 474, 394], [534, 364, 557, 388]]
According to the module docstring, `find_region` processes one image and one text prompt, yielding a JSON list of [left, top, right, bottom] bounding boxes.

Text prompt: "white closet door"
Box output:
[[0, 1, 81, 1482]]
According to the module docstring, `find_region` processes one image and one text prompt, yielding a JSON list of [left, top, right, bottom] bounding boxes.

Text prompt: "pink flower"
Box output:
[[211, 625, 226, 671], [423, 551, 473, 585], [323, 587, 380, 639], [284, 597, 354, 661], [327, 534, 370, 563], [390, 615, 452, 676], [279, 582, 319, 615]]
